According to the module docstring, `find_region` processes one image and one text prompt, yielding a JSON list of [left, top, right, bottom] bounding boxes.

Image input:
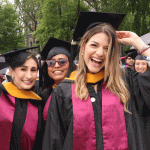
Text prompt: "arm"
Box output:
[[116, 31, 150, 57]]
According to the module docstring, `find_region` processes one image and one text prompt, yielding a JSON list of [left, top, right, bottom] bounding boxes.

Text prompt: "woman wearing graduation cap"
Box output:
[[0, 47, 44, 150], [42, 12, 150, 150], [134, 54, 149, 73], [40, 37, 76, 123]]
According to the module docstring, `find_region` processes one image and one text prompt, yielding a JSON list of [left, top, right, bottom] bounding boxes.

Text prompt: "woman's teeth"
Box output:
[[91, 58, 102, 64], [23, 80, 32, 83]]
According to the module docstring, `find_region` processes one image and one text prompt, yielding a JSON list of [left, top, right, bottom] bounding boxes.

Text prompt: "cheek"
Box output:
[[143, 65, 147, 70], [13, 71, 23, 80], [13, 74, 23, 86], [33, 72, 38, 80], [47, 68, 53, 78], [64, 62, 69, 70], [61, 63, 69, 75], [135, 66, 138, 71]]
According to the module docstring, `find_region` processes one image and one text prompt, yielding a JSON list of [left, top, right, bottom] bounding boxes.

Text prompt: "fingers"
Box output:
[[116, 31, 146, 51], [116, 31, 131, 39]]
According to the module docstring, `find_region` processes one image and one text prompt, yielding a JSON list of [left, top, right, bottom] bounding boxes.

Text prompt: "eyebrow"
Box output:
[[21, 65, 37, 69], [91, 41, 99, 44], [91, 41, 108, 47]]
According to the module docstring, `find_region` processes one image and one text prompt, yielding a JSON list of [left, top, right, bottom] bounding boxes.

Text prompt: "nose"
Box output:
[[26, 70, 32, 78], [54, 62, 61, 67], [96, 47, 105, 56], [138, 64, 143, 69]]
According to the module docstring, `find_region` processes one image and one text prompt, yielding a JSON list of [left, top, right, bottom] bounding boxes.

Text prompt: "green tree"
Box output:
[[84, 0, 150, 36], [83, 0, 101, 11], [0, 1, 25, 53], [128, 0, 150, 36], [34, 0, 89, 46], [15, 0, 41, 33]]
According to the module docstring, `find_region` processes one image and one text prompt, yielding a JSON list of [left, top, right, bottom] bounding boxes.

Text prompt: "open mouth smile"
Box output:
[[91, 58, 102, 64]]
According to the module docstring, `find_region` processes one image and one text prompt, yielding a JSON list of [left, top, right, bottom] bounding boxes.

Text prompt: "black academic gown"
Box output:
[[125, 67, 150, 148], [40, 87, 53, 106], [42, 68, 149, 150], [0, 82, 44, 150]]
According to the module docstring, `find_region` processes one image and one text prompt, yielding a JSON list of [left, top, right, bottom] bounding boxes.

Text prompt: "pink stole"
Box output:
[[72, 83, 128, 150], [0, 92, 15, 150], [43, 95, 52, 125]]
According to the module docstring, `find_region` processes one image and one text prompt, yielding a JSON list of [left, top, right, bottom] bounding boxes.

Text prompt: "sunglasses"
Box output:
[[46, 58, 68, 67]]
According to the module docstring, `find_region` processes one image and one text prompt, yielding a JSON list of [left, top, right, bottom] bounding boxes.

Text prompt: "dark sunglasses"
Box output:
[[46, 58, 68, 67]]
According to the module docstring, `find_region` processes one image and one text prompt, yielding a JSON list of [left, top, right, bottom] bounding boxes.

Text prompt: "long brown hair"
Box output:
[[75, 23, 130, 113]]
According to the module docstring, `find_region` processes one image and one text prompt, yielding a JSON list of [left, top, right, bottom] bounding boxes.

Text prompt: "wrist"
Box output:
[[134, 42, 146, 52], [140, 45, 150, 54], [130, 36, 146, 51]]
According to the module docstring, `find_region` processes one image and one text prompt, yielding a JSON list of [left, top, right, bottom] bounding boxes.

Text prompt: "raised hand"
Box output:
[[116, 31, 146, 51]]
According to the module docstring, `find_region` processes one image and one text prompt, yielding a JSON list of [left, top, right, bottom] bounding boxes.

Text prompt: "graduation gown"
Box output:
[[0, 82, 44, 150], [125, 67, 150, 148], [42, 69, 148, 150]]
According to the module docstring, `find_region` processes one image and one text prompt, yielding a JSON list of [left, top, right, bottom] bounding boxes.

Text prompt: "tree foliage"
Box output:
[[34, 0, 89, 46], [128, 0, 150, 36], [11, 0, 149, 50], [15, 0, 41, 33], [83, 0, 150, 36], [0, 1, 25, 53]]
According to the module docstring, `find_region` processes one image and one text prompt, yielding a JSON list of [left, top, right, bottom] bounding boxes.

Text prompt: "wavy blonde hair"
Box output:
[[75, 23, 130, 113]]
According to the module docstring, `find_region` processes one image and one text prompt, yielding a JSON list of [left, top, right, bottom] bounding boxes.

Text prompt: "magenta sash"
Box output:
[[102, 84, 128, 150], [43, 95, 52, 125], [72, 83, 128, 150], [72, 84, 96, 150], [0, 92, 15, 150]]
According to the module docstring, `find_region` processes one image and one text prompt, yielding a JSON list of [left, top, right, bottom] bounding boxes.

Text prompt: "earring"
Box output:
[[82, 52, 84, 56]]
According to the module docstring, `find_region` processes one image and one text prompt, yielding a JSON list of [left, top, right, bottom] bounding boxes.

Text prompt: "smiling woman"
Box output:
[[9, 57, 38, 90], [134, 54, 149, 73], [0, 48, 43, 150], [40, 37, 72, 124], [83, 32, 108, 74], [40, 37, 71, 91]]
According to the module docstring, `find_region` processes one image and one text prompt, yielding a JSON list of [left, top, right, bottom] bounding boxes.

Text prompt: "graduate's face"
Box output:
[[47, 54, 69, 84], [135, 60, 148, 73], [125, 57, 134, 66], [10, 58, 38, 90], [84, 33, 109, 74]]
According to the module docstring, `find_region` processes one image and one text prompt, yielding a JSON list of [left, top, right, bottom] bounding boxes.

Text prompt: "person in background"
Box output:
[[2, 68, 12, 83], [0, 48, 43, 150], [134, 54, 149, 73], [121, 49, 137, 69]]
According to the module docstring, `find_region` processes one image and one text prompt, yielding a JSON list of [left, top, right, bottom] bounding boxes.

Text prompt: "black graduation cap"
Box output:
[[125, 49, 138, 59], [41, 37, 71, 60], [0, 46, 39, 69], [73, 11, 126, 41], [135, 54, 146, 60]]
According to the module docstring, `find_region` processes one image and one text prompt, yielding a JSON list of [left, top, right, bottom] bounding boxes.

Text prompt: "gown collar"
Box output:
[[66, 70, 104, 84], [52, 83, 57, 89], [2, 82, 42, 100]]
